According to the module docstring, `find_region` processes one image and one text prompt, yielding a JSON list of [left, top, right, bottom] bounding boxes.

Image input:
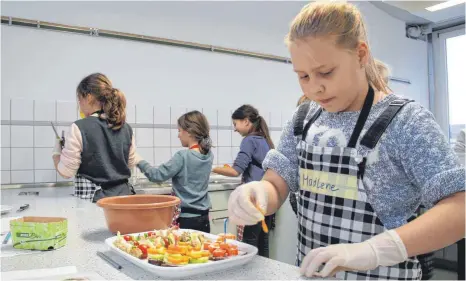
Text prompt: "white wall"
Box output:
[[1, 0, 429, 265], [1, 1, 428, 110]]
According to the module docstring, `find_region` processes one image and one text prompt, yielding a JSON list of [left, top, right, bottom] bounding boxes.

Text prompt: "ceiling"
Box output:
[[371, 1, 465, 27]]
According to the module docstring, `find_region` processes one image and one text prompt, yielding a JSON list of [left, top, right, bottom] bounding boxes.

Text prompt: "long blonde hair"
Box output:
[[285, 2, 390, 94], [375, 59, 390, 84]]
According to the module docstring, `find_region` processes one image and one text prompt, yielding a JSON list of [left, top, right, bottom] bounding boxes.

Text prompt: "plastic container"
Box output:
[[10, 217, 68, 250], [96, 195, 180, 234]]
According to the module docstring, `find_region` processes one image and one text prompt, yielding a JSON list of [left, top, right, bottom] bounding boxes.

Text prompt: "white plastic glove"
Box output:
[[227, 181, 268, 226], [300, 230, 408, 278], [52, 138, 62, 156]]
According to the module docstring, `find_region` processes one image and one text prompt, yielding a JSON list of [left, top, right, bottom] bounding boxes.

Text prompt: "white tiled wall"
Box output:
[[34, 100, 56, 122], [0, 98, 285, 184], [1, 126, 10, 147], [11, 99, 33, 121], [154, 129, 171, 147], [11, 126, 33, 147]]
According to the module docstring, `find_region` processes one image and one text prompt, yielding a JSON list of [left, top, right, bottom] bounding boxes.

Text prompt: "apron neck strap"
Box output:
[[189, 144, 200, 150], [347, 86, 374, 148]]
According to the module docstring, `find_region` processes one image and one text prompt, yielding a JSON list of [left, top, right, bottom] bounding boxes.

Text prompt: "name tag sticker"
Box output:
[[299, 169, 358, 200]]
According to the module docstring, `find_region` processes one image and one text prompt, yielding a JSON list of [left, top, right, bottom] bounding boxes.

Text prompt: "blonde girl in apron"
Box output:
[[227, 2, 465, 280]]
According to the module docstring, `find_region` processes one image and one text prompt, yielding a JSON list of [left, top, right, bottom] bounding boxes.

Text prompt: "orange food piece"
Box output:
[[208, 243, 220, 253], [219, 243, 230, 251], [212, 249, 226, 258], [166, 245, 183, 255], [203, 242, 211, 251], [228, 247, 239, 256]]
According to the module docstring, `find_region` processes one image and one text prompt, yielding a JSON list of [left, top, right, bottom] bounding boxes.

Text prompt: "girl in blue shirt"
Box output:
[[213, 105, 274, 257]]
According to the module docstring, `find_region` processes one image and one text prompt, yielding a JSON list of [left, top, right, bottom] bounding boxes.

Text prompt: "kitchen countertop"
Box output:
[[0, 187, 322, 280], [136, 182, 239, 195], [1, 182, 239, 195]]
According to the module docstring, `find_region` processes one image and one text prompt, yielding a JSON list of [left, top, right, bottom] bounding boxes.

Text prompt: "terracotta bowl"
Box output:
[[96, 195, 180, 234]]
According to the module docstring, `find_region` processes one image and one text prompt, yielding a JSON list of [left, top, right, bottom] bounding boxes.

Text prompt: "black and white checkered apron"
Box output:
[[296, 88, 421, 280], [74, 174, 135, 203], [74, 174, 99, 202]]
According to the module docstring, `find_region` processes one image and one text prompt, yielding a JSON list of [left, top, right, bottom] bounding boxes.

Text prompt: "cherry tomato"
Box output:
[[138, 244, 149, 259], [123, 235, 132, 241], [212, 249, 226, 258], [147, 231, 155, 237]]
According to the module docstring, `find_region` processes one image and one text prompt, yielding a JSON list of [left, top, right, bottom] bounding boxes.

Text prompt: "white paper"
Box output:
[[1, 216, 21, 233], [2, 266, 77, 280]]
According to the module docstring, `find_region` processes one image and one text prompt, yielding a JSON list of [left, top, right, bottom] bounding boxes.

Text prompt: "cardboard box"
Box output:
[[10, 217, 68, 250]]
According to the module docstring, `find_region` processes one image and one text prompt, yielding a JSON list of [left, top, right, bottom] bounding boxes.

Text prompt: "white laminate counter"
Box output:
[[0, 187, 326, 280]]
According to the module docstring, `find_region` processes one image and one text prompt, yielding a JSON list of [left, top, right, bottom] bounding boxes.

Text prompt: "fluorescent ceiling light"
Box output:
[[425, 0, 465, 12]]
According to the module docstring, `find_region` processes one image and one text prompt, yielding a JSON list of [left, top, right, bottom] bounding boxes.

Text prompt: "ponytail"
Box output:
[[232, 104, 275, 149], [199, 136, 213, 155], [101, 88, 127, 130], [76, 73, 127, 130], [375, 59, 391, 85], [257, 116, 275, 149], [366, 56, 391, 94], [178, 111, 212, 155]]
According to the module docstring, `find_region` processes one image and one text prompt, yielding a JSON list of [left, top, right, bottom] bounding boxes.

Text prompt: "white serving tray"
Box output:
[[105, 229, 258, 279]]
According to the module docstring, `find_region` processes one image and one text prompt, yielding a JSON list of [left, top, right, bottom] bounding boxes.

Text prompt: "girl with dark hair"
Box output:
[[135, 110, 214, 232], [212, 104, 273, 257]]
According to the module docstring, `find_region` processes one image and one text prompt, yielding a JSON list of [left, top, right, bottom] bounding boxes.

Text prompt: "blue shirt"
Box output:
[[263, 94, 465, 229], [233, 135, 271, 183], [137, 149, 213, 217]]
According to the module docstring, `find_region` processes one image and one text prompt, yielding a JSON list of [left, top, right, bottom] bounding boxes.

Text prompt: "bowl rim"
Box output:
[[96, 194, 181, 210]]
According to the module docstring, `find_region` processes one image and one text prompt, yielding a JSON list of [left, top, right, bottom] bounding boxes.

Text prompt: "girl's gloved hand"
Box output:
[[52, 138, 62, 156], [227, 181, 268, 225], [300, 230, 408, 277]]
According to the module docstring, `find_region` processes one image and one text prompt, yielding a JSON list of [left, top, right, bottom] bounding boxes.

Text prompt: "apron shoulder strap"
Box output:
[[294, 102, 323, 142], [360, 98, 413, 149], [293, 102, 312, 137]]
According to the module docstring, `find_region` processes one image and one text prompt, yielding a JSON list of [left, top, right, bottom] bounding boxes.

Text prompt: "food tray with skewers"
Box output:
[[105, 227, 258, 278]]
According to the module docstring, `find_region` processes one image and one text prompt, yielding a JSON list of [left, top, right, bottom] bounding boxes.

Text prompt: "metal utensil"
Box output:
[[16, 204, 29, 212], [50, 122, 65, 147], [97, 251, 122, 270]]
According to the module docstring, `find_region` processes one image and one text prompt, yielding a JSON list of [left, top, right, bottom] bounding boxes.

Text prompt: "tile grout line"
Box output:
[[55, 100, 58, 183], [134, 104, 138, 178], [169, 107, 172, 158], [153, 105, 155, 168], [9, 99, 12, 184], [32, 100, 35, 183]]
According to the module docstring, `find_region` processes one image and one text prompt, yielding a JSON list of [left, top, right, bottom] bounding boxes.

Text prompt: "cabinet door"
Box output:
[[209, 210, 236, 235], [209, 190, 233, 212]]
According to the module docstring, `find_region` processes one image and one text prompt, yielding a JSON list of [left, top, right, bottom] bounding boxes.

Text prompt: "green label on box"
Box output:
[[10, 219, 68, 251]]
